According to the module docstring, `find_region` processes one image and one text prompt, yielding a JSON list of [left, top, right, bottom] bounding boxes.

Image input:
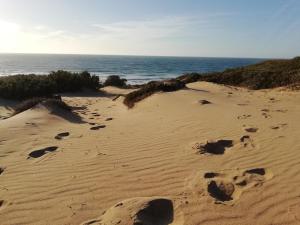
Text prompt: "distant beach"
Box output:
[[0, 54, 264, 84]]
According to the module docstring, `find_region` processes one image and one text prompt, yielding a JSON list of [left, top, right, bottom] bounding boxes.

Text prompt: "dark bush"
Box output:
[[13, 97, 71, 115], [103, 75, 127, 87], [0, 75, 56, 100], [0, 71, 100, 100], [49, 70, 100, 92], [124, 79, 185, 108], [180, 57, 300, 89]]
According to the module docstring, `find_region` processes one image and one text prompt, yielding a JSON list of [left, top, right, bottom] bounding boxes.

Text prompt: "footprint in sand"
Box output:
[[91, 113, 101, 117], [262, 112, 272, 118], [269, 97, 279, 103], [0, 200, 7, 211], [198, 100, 212, 105], [90, 125, 106, 131], [270, 123, 288, 130], [193, 139, 234, 155], [105, 118, 113, 121], [55, 132, 70, 140], [203, 168, 273, 204], [0, 167, 4, 175], [237, 103, 249, 106], [261, 109, 272, 118], [244, 127, 258, 133], [27, 146, 58, 159], [240, 135, 255, 148], [81, 197, 183, 225], [237, 114, 251, 120], [275, 109, 288, 113]]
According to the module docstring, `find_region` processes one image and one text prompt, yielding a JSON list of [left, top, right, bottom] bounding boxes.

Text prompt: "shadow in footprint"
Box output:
[[204, 172, 219, 179], [199, 100, 212, 105], [207, 181, 235, 202], [0, 200, 5, 209], [196, 140, 233, 155], [55, 132, 70, 140], [28, 146, 58, 159], [82, 197, 177, 225], [0, 167, 4, 175], [245, 128, 258, 133], [245, 168, 265, 176], [203, 167, 272, 204], [90, 125, 106, 131], [135, 199, 174, 225]]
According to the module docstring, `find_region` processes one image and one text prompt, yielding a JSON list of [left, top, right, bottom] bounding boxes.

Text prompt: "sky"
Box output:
[[0, 0, 299, 58]]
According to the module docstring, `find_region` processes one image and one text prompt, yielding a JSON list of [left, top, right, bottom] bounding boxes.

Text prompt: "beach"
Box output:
[[1, 81, 300, 225]]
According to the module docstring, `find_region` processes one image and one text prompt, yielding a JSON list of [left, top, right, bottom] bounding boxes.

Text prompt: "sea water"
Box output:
[[0, 54, 265, 84]]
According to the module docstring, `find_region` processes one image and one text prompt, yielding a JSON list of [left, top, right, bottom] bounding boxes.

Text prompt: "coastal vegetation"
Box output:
[[0, 70, 100, 100], [124, 79, 185, 108], [103, 75, 127, 87], [179, 57, 300, 89], [1, 57, 300, 106]]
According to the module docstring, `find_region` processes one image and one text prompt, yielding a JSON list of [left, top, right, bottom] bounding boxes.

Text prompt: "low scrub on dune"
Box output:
[[13, 97, 71, 115], [103, 75, 127, 87], [0, 70, 100, 100], [179, 57, 300, 89], [124, 79, 185, 108]]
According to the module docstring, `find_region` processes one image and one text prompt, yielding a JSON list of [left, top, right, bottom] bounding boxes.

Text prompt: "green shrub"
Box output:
[[103, 75, 127, 87], [0, 71, 100, 100], [180, 57, 300, 89]]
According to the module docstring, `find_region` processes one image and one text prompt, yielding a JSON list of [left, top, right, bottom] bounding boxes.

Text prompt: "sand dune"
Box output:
[[0, 82, 300, 225]]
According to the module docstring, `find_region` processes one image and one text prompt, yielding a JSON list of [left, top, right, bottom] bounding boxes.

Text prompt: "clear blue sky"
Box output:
[[0, 0, 299, 58]]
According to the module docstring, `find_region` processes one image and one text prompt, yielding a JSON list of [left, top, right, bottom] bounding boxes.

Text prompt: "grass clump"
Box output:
[[124, 79, 185, 108]]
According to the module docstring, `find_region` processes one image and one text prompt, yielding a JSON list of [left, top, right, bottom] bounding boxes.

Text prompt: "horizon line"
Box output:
[[0, 52, 281, 60]]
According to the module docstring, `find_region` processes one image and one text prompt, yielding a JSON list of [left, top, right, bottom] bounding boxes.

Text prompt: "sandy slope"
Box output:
[[0, 82, 300, 225]]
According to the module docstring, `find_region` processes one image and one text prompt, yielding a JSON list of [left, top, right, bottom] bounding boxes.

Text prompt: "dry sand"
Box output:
[[0, 82, 300, 225]]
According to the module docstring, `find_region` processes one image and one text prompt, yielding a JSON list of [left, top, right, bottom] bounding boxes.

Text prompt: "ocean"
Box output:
[[0, 54, 265, 84]]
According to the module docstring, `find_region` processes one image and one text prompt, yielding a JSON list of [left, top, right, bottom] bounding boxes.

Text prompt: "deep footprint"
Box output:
[[28, 146, 58, 159], [199, 100, 212, 105], [0, 200, 4, 209], [240, 135, 255, 148], [207, 181, 235, 202], [204, 172, 220, 179], [195, 140, 233, 155], [90, 125, 106, 131], [245, 127, 258, 133], [203, 167, 272, 203], [81, 197, 179, 225], [0, 167, 4, 175], [245, 168, 265, 176], [135, 198, 174, 225], [55, 132, 70, 140]]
